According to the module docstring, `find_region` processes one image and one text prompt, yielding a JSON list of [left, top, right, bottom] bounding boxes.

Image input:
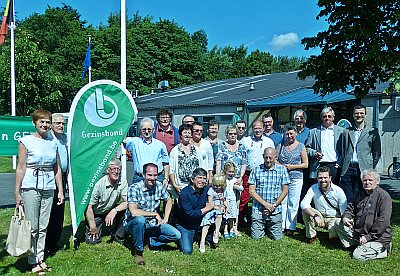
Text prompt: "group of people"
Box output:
[[14, 104, 392, 272]]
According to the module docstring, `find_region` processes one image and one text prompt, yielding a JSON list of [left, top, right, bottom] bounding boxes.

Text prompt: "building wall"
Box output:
[[362, 95, 400, 174]]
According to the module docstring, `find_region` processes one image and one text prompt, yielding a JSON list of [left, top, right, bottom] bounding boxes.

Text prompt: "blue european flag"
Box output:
[[81, 42, 91, 79]]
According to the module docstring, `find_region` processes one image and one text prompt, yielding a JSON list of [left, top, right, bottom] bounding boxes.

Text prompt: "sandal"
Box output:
[[31, 264, 46, 275], [38, 261, 52, 272]]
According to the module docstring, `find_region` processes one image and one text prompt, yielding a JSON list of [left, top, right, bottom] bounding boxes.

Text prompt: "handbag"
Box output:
[[5, 205, 34, 257]]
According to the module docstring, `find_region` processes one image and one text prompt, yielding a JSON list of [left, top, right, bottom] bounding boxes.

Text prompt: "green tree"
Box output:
[[299, 0, 400, 97]]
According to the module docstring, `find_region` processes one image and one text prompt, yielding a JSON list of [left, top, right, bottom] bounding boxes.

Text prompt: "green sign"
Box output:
[[0, 116, 35, 156], [67, 80, 137, 235]]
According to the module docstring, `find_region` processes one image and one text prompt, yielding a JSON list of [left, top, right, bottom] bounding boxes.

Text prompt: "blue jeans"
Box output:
[[175, 224, 196, 254], [251, 211, 282, 240], [124, 216, 181, 252]]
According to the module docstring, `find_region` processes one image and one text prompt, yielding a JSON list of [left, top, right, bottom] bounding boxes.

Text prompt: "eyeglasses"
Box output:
[[237, 127, 245, 130], [108, 167, 121, 172], [53, 122, 66, 125], [193, 129, 203, 133], [142, 128, 153, 132], [228, 133, 237, 136]]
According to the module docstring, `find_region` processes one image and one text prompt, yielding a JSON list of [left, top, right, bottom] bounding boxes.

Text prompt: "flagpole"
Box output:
[[88, 35, 91, 83], [120, 0, 127, 181], [10, 0, 16, 169]]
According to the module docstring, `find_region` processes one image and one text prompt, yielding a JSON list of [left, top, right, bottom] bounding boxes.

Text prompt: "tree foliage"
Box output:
[[299, 0, 400, 97], [0, 4, 304, 115]]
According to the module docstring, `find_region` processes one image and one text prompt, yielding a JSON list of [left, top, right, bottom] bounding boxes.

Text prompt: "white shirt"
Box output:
[[351, 128, 363, 163], [300, 183, 347, 217], [320, 125, 336, 162], [241, 135, 274, 171], [194, 139, 214, 171]]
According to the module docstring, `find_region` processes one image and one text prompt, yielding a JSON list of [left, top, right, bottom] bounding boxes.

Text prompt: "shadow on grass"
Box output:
[[391, 200, 400, 228]]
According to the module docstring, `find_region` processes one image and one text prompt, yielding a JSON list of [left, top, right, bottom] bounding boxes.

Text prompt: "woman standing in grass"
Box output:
[[276, 122, 308, 237], [14, 109, 64, 275]]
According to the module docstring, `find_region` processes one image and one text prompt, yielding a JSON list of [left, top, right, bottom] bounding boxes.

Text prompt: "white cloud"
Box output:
[[269, 32, 299, 51]]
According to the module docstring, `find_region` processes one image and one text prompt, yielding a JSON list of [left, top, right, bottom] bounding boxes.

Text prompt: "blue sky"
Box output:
[[16, 0, 327, 57]]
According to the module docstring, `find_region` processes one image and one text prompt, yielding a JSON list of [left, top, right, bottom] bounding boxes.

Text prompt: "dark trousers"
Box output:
[[340, 166, 362, 204], [45, 173, 67, 253], [85, 211, 125, 244]]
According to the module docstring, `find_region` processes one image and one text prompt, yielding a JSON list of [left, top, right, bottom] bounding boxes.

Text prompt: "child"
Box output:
[[199, 173, 230, 253], [223, 162, 244, 239]]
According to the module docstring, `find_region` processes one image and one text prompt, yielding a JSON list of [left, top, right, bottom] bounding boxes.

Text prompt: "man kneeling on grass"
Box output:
[[85, 158, 128, 245], [124, 163, 181, 265], [334, 169, 392, 261], [300, 166, 347, 243]]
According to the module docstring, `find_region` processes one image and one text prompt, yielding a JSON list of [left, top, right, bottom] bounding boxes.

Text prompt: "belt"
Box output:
[[320, 161, 336, 165], [135, 171, 164, 176]]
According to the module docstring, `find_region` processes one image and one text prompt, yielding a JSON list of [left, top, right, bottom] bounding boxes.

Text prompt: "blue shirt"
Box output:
[[125, 137, 169, 174], [176, 184, 209, 230], [264, 130, 283, 148], [248, 163, 290, 215]]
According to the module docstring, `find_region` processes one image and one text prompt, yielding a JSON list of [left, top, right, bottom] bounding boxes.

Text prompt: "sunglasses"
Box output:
[[237, 127, 245, 130], [142, 128, 153, 132], [193, 129, 203, 133]]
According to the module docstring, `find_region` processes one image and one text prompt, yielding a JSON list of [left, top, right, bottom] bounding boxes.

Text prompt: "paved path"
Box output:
[[1, 169, 399, 207]]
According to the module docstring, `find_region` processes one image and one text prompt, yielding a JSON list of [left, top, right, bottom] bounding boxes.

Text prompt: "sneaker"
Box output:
[[387, 241, 393, 256], [224, 233, 230, 240], [134, 252, 145, 265], [234, 230, 242, 237], [229, 232, 236, 238]]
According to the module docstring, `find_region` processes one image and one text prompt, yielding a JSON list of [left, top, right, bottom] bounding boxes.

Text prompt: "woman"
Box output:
[[15, 109, 64, 275], [277, 122, 308, 236], [215, 125, 247, 235], [169, 124, 200, 198]]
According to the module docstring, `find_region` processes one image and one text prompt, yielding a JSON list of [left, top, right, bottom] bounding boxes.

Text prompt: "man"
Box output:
[[175, 168, 215, 254], [45, 113, 68, 256], [124, 163, 181, 265], [249, 147, 290, 240], [85, 159, 128, 245], [125, 117, 169, 186], [334, 169, 392, 261], [204, 119, 223, 172], [239, 120, 274, 226], [236, 120, 247, 141], [153, 108, 179, 154], [306, 107, 347, 184], [340, 104, 381, 203], [191, 122, 214, 184], [293, 109, 310, 145], [300, 166, 347, 243], [182, 114, 195, 125], [262, 114, 283, 147]]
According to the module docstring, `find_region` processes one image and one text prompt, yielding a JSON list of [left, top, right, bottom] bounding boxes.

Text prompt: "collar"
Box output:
[[321, 124, 334, 131], [157, 124, 173, 134], [264, 130, 276, 136], [141, 136, 153, 144], [260, 163, 276, 171]]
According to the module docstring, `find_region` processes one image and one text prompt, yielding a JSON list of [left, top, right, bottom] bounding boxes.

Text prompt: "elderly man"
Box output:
[[125, 117, 169, 186], [300, 166, 347, 243], [249, 147, 289, 240], [306, 107, 347, 184], [182, 114, 195, 125], [85, 158, 128, 245], [334, 169, 392, 261], [175, 168, 215, 254], [240, 120, 274, 227], [340, 104, 381, 203], [235, 120, 247, 141], [124, 163, 181, 265], [293, 109, 310, 145], [45, 113, 68, 256], [262, 114, 283, 148], [153, 108, 179, 154], [191, 122, 214, 184]]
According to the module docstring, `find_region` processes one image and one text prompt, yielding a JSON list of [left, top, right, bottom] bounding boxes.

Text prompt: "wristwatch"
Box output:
[[313, 214, 318, 219], [114, 207, 119, 213]]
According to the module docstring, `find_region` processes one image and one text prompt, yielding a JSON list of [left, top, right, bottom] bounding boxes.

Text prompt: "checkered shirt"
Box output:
[[248, 163, 290, 214]]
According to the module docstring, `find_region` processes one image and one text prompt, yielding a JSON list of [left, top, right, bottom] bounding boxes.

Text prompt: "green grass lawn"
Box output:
[[0, 201, 399, 275], [0, 157, 13, 173]]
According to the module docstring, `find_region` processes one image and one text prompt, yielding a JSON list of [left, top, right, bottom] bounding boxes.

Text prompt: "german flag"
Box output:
[[0, 0, 13, 45]]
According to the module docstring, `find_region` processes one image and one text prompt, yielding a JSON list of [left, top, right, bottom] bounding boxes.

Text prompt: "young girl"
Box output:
[[199, 173, 230, 253], [223, 162, 244, 239]]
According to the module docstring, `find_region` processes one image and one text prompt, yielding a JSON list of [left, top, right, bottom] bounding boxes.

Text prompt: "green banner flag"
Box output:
[[0, 116, 35, 156], [67, 80, 137, 235]]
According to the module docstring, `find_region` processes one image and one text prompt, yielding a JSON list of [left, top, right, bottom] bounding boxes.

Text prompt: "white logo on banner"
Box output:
[[84, 88, 118, 127]]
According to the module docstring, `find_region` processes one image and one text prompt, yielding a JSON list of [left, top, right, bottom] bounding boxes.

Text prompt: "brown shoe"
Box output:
[[134, 252, 145, 265], [307, 236, 318, 244]]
